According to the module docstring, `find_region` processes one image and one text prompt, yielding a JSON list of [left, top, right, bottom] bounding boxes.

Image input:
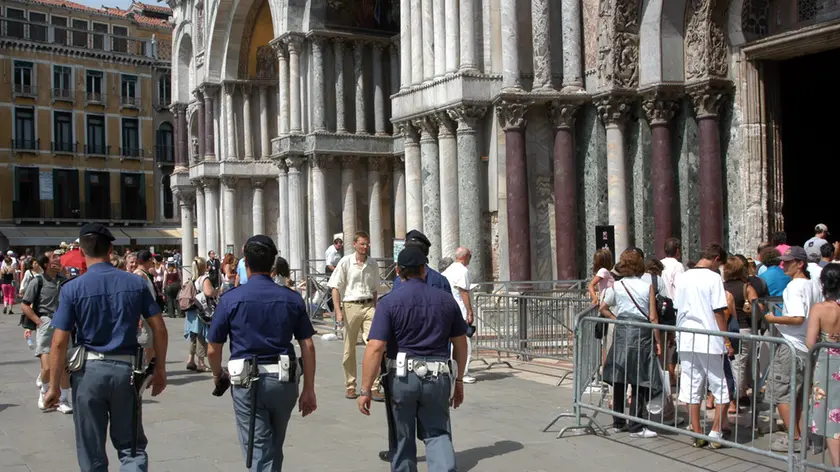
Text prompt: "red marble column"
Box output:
[[642, 91, 680, 259], [549, 100, 580, 280], [497, 101, 531, 282], [177, 104, 188, 168], [195, 91, 205, 162], [202, 84, 218, 160]]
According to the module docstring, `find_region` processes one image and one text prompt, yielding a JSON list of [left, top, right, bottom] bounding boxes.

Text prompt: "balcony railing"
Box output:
[[120, 95, 140, 108], [12, 138, 39, 151], [120, 147, 144, 158], [52, 141, 78, 154], [13, 83, 36, 97], [117, 202, 147, 222], [13, 200, 49, 220], [54, 203, 81, 220], [156, 145, 174, 166], [85, 92, 105, 104], [155, 98, 171, 109], [84, 201, 111, 221], [84, 144, 110, 156], [51, 88, 73, 102]]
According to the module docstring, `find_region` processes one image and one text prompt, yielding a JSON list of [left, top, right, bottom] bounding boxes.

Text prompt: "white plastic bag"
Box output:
[[646, 367, 674, 416]]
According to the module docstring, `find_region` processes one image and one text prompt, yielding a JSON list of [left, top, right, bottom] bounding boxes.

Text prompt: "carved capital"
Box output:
[[641, 87, 682, 125], [495, 101, 528, 130], [367, 156, 388, 172], [412, 116, 438, 139], [396, 122, 420, 144], [200, 83, 219, 102], [547, 100, 582, 130], [270, 38, 287, 59], [240, 83, 253, 95], [371, 41, 386, 53], [221, 176, 237, 188], [174, 187, 196, 207], [285, 156, 306, 171], [686, 80, 731, 118], [447, 105, 487, 131], [434, 112, 456, 137], [283, 34, 304, 54], [170, 102, 188, 114], [272, 157, 288, 173], [310, 154, 332, 169], [199, 177, 218, 191], [223, 82, 237, 96], [252, 178, 266, 189], [353, 39, 365, 55], [310, 35, 327, 48], [339, 155, 357, 167], [595, 93, 636, 126], [192, 88, 204, 101]]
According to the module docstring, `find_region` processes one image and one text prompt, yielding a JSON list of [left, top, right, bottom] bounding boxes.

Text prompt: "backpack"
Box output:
[[178, 277, 197, 311], [651, 274, 677, 326], [193, 275, 216, 324]]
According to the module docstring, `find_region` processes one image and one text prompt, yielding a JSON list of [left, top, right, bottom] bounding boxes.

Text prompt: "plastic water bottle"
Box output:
[[26, 337, 34, 350]]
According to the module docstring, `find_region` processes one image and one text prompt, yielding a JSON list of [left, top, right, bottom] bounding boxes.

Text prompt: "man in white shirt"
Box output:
[[660, 238, 685, 299], [764, 246, 823, 453], [442, 247, 476, 383], [324, 238, 344, 276], [804, 223, 829, 262], [674, 244, 732, 448], [328, 231, 382, 401]]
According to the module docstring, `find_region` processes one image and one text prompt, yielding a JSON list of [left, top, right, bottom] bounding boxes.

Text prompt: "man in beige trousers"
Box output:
[[329, 231, 383, 401]]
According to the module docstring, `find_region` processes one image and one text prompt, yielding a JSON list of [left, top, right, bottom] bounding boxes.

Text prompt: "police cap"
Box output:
[[80, 223, 115, 241], [246, 234, 278, 254], [405, 229, 431, 248], [398, 246, 427, 269]]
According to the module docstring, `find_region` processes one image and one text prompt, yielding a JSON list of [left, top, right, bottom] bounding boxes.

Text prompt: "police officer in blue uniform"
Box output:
[[360, 246, 469, 472], [207, 234, 318, 472], [45, 223, 169, 472], [391, 230, 451, 294]]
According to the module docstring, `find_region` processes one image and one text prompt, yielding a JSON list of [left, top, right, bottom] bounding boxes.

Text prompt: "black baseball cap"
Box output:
[[405, 229, 431, 248], [137, 250, 154, 263], [80, 223, 115, 241], [398, 246, 427, 269], [246, 235, 278, 253]]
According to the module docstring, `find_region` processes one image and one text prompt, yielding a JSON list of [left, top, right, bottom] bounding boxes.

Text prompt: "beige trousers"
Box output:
[[342, 301, 380, 391]]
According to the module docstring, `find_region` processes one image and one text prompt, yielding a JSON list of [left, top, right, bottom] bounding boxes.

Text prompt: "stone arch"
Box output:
[[205, 0, 281, 81], [639, 0, 688, 86], [595, 0, 643, 91], [174, 31, 194, 102], [224, 0, 279, 79]]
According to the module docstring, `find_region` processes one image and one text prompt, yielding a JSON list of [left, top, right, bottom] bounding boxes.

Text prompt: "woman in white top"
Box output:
[[599, 249, 661, 439], [184, 257, 216, 372], [588, 248, 615, 304]]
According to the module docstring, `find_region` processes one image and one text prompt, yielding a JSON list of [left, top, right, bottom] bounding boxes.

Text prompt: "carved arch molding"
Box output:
[[237, 0, 269, 79], [684, 0, 729, 81], [596, 0, 642, 91]]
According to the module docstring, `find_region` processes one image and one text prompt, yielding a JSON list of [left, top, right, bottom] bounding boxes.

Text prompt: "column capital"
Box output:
[[353, 39, 365, 54], [192, 88, 204, 101], [170, 102, 188, 114], [686, 79, 732, 119], [367, 156, 388, 172], [411, 116, 438, 139], [239, 83, 253, 95], [221, 176, 237, 188], [173, 188, 196, 207], [272, 157, 288, 173], [396, 122, 419, 144], [339, 155, 357, 167], [283, 34, 304, 54], [447, 105, 487, 131], [199, 82, 220, 97], [333, 36, 346, 47], [223, 82, 237, 96], [310, 34, 327, 48], [310, 154, 332, 168], [548, 100, 583, 130], [269, 38, 287, 58], [285, 156, 306, 172], [252, 178, 266, 189], [198, 177, 218, 190], [641, 95, 681, 126], [594, 92, 636, 126], [495, 100, 528, 131], [434, 112, 456, 137], [370, 40, 387, 53], [394, 154, 405, 167]]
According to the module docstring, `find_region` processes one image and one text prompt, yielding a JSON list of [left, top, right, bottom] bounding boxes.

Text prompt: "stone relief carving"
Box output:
[[596, 0, 641, 91], [272, 156, 288, 172], [256, 46, 277, 79], [190, 138, 199, 162], [495, 101, 528, 130], [285, 156, 307, 171], [684, 0, 729, 82]]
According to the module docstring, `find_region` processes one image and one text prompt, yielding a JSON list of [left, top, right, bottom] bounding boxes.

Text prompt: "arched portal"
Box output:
[[176, 33, 194, 101]]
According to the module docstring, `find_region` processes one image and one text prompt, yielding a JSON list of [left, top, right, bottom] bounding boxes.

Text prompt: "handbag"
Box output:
[[651, 275, 677, 325], [742, 282, 752, 314]]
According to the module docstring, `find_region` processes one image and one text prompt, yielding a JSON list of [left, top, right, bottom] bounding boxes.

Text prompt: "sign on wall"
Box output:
[[39, 171, 53, 200], [595, 225, 616, 262]]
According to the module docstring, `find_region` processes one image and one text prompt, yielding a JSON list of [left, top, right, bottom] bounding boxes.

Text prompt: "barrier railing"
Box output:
[[546, 313, 802, 472], [472, 279, 586, 296]]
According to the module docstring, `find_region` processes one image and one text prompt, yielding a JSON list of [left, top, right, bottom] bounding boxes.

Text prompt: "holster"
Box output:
[[228, 358, 253, 387], [66, 345, 86, 373]]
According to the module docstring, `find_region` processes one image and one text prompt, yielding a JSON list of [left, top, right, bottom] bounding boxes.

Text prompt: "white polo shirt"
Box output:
[[674, 267, 728, 354]]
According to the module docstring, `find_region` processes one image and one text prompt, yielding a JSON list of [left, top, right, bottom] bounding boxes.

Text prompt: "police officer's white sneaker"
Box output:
[[629, 428, 658, 439], [57, 401, 73, 414], [462, 375, 476, 384]]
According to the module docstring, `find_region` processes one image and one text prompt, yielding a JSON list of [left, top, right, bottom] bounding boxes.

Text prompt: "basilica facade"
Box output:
[[167, 0, 836, 282]]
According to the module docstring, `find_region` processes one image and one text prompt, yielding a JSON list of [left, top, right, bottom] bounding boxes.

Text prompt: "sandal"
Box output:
[[186, 362, 198, 371], [345, 388, 359, 399], [197, 364, 212, 372]]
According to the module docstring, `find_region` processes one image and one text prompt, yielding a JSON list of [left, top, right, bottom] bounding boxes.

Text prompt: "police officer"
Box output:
[[45, 223, 169, 472], [207, 235, 318, 471], [391, 230, 451, 294], [359, 246, 469, 472]]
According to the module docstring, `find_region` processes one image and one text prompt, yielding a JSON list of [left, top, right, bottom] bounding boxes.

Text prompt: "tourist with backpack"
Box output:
[[164, 259, 182, 318], [181, 257, 216, 372]]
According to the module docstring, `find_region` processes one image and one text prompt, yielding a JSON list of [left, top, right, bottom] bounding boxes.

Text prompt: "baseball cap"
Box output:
[[405, 229, 431, 248], [136, 250, 154, 263], [780, 246, 808, 262], [80, 223, 115, 241], [246, 235, 278, 253], [398, 246, 427, 269], [5, 250, 13, 256], [816, 223, 829, 234]]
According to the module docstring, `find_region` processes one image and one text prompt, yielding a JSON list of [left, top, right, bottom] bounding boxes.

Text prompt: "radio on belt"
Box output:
[[279, 355, 291, 382], [396, 352, 407, 377]]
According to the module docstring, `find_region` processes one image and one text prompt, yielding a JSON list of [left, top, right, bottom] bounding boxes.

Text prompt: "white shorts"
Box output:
[[678, 351, 730, 405]]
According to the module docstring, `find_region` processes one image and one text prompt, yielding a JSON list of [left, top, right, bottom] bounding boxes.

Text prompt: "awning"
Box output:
[[0, 227, 130, 246], [118, 227, 197, 246]]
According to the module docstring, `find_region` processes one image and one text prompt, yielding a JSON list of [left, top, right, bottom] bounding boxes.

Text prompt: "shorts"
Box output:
[[678, 351, 729, 405], [35, 316, 54, 357], [770, 344, 806, 405], [137, 322, 154, 349]]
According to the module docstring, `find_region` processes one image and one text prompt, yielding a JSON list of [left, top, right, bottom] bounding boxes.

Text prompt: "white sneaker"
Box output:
[[462, 375, 476, 384], [629, 428, 658, 439], [35, 374, 42, 389], [37, 391, 46, 410], [57, 401, 73, 414]]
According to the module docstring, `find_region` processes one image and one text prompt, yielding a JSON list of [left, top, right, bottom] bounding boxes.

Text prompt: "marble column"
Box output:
[[275, 160, 290, 257], [194, 182, 206, 258], [561, 0, 584, 91], [202, 178, 219, 255], [202, 84, 218, 160], [549, 100, 582, 279], [643, 89, 680, 258], [421, 0, 434, 80], [286, 35, 303, 134], [173, 103, 187, 171], [311, 36, 327, 132], [400, 123, 423, 233], [448, 105, 486, 281], [445, 0, 460, 74], [394, 156, 407, 237], [221, 177, 237, 250], [259, 86, 270, 159], [340, 156, 357, 256], [175, 189, 196, 278], [241, 84, 254, 160], [597, 94, 634, 258], [194, 90, 206, 161], [286, 156, 306, 269], [353, 41, 368, 135], [414, 116, 442, 265], [389, 43, 399, 96], [368, 158, 385, 260], [501, 0, 522, 91], [688, 81, 729, 248], [411, 0, 424, 85], [311, 156, 330, 261], [252, 178, 265, 235], [400, 0, 411, 90], [433, 0, 446, 77], [223, 83, 236, 160], [334, 38, 347, 133], [496, 101, 530, 281], [531, 0, 553, 91], [372, 43, 387, 136], [459, 0, 477, 72], [271, 40, 290, 135], [436, 113, 458, 259]]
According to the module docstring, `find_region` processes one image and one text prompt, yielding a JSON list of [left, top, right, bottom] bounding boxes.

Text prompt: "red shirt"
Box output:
[[60, 249, 87, 275]]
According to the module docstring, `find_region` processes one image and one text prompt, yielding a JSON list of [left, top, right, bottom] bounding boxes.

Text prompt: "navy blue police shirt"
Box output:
[[52, 262, 162, 355], [207, 274, 315, 363], [368, 278, 468, 359], [391, 264, 452, 294]]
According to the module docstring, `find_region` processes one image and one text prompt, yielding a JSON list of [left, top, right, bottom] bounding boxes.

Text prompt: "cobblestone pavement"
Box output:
[[0, 311, 788, 471]]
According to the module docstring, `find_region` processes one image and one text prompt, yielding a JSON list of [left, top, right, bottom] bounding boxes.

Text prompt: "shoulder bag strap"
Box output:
[[620, 280, 649, 320]]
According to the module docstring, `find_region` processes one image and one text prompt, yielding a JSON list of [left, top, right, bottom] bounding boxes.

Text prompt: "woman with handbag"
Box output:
[[184, 257, 216, 372], [599, 249, 662, 438]]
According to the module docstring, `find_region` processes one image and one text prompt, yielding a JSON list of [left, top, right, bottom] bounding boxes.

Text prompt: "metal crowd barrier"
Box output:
[[472, 279, 586, 296], [547, 314, 803, 472]]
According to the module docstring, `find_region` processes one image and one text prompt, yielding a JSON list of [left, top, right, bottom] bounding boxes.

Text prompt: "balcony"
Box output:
[[85, 92, 105, 105], [13, 83, 36, 98], [84, 144, 110, 157], [120, 95, 140, 109], [156, 145, 174, 167], [11, 138, 40, 152], [13, 200, 49, 221], [120, 147, 144, 159], [84, 201, 111, 221], [51, 88, 74, 103], [117, 202, 147, 222], [51, 141, 78, 155]]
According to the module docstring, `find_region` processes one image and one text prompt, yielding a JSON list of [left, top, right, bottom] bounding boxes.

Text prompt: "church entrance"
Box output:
[[778, 47, 840, 247]]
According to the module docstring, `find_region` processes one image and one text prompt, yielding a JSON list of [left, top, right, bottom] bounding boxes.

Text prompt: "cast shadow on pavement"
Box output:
[[419, 440, 524, 471], [0, 403, 18, 413], [166, 370, 213, 387]]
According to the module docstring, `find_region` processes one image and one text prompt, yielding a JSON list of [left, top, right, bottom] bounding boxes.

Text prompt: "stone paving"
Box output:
[[0, 311, 792, 471]]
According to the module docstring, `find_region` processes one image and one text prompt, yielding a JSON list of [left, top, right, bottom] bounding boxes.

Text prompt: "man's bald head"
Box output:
[[454, 247, 471, 264]]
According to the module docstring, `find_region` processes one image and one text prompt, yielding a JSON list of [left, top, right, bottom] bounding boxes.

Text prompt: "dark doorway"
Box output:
[[779, 47, 840, 247]]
